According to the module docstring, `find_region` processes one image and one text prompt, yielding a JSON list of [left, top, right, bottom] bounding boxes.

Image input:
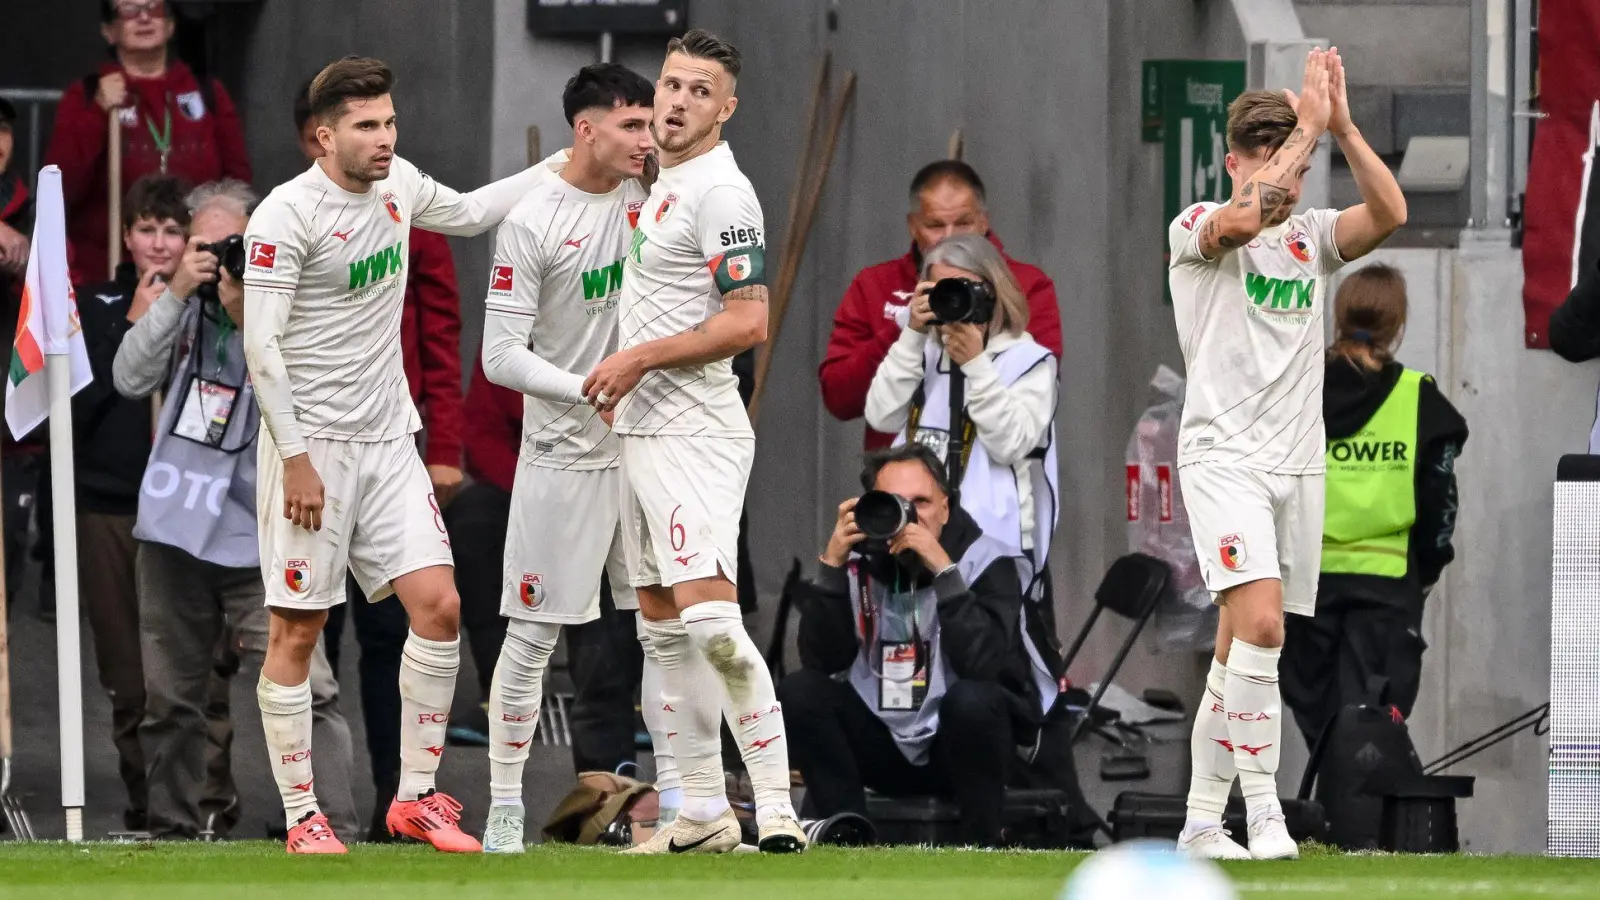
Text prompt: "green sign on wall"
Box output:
[[1143, 60, 1246, 300]]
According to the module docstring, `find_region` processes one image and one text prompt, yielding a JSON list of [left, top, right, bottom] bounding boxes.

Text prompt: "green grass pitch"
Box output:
[[2, 842, 1599, 899]]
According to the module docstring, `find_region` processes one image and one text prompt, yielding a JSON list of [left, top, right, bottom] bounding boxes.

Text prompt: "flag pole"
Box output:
[[46, 356, 84, 842]]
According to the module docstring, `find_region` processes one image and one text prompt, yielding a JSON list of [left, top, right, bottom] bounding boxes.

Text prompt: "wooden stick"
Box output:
[[779, 55, 831, 269], [108, 111, 122, 275], [947, 127, 964, 161], [749, 71, 857, 424], [526, 125, 541, 167]]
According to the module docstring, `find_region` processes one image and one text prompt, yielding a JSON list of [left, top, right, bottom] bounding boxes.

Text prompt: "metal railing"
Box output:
[[0, 88, 63, 189]]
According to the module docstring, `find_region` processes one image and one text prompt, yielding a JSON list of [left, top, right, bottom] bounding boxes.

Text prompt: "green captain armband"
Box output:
[[709, 245, 766, 294]]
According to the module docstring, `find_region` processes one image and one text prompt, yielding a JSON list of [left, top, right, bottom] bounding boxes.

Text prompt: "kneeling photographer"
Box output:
[[864, 233, 1058, 595], [113, 180, 356, 839], [780, 444, 1044, 847]]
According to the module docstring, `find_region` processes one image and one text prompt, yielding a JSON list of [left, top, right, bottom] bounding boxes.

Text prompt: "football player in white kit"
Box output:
[[1168, 48, 1407, 860], [243, 56, 543, 854], [583, 29, 805, 854], [475, 63, 685, 853]]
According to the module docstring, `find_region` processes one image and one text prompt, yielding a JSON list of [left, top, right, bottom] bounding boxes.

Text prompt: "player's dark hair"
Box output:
[[292, 77, 315, 133], [101, 0, 170, 24], [1330, 263, 1408, 373], [308, 56, 394, 126], [122, 173, 192, 231], [562, 63, 654, 127], [665, 28, 742, 80], [1227, 90, 1299, 156], [860, 444, 952, 497], [908, 160, 986, 206]]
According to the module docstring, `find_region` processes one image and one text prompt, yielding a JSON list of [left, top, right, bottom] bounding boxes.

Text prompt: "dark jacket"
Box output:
[[801, 506, 1041, 719], [68, 263, 153, 513], [1550, 254, 1600, 363], [818, 235, 1063, 450], [1322, 357, 1468, 606]]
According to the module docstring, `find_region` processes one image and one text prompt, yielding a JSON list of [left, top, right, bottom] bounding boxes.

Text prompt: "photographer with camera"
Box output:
[[112, 180, 357, 840], [779, 444, 1056, 847], [864, 233, 1058, 592]]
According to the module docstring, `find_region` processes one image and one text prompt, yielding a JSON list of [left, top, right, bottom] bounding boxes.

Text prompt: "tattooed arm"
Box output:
[[582, 286, 769, 405], [1196, 50, 1334, 260]]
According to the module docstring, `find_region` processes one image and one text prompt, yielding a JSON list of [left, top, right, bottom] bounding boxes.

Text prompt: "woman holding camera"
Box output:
[[864, 233, 1059, 591]]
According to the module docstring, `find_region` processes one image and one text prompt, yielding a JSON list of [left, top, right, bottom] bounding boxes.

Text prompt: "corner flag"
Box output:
[[6, 166, 91, 440]]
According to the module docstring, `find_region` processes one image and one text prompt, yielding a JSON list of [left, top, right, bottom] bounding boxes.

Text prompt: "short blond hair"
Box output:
[[1227, 90, 1298, 156]]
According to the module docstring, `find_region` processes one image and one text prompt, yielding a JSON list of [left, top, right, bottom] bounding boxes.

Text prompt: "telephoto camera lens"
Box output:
[[855, 490, 917, 540], [801, 812, 877, 846], [927, 276, 997, 325]]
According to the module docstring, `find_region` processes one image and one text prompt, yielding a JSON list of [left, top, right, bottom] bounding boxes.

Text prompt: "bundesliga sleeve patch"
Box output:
[[247, 240, 278, 272], [488, 263, 514, 296], [709, 245, 766, 294]]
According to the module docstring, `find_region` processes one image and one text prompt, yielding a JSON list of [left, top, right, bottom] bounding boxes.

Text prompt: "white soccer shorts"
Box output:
[[259, 433, 454, 609], [619, 434, 753, 589], [500, 465, 633, 623], [1178, 464, 1324, 617]]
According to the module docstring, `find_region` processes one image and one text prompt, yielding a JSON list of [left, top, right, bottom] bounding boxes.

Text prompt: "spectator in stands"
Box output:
[[0, 96, 39, 605], [1550, 251, 1600, 454], [285, 80, 470, 838], [67, 173, 190, 833], [781, 444, 1052, 847], [111, 180, 357, 841], [46, 0, 251, 285], [864, 234, 1059, 593], [819, 160, 1061, 450], [452, 360, 646, 774], [1284, 266, 1468, 745]]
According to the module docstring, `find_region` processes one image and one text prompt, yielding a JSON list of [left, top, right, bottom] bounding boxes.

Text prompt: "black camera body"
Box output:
[[195, 234, 246, 306], [856, 490, 916, 542], [928, 276, 996, 326]]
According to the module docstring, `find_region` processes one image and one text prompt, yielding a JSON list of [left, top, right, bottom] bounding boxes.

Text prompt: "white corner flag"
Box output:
[[6, 166, 92, 439], [5, 166, 90, 842]]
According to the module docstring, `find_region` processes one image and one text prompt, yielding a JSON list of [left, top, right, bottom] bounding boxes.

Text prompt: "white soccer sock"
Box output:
[[1185, 656, 1238, 826], [642, 616, 728, 822], [637, 614, 683, 817], [682, 600, 795, 822], [397, 630, 460, 801], [488, 620, 560, 806], [1224, 638, 1285, 819], [258, 675, 319, 830]]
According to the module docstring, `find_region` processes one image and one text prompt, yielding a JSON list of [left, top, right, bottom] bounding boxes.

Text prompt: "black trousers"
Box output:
[[778, 667, 1013, 847], [441, 481, 642, 774]]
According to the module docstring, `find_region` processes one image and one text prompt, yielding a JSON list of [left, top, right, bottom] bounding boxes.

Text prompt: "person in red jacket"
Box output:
[[46, 0, 252, 285], [819, 160, 1062, 450]]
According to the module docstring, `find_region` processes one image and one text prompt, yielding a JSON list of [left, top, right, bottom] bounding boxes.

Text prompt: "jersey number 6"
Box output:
[[669, 504, 686, 552]]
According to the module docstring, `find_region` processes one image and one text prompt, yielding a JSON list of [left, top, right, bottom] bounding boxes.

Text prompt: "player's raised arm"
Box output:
[[405, 158, 545, 238], [242, 210, 310, 459], [480, 219, 587, 404], [1194, 51, 1334, 261], [1324, 49, 1407, 262]]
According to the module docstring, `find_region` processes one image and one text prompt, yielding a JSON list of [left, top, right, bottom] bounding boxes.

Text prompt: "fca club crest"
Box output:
[[1285, 230, 1315, 264], [656, 192, 678, 223], [381, 190, 403, 224], [520, 573, 544, 609], [284, 559, 311, 593], [1219, 534, 1247, 570], [627, 200, 644, 229]]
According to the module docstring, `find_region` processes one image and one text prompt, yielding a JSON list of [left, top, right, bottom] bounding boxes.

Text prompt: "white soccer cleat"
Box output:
[[482, 803, 526, 854], [1177, 823, 1252, 861], [756, 812, 808, 854], [1247, 811, 1299, 860], [621, 808, 741, 855]]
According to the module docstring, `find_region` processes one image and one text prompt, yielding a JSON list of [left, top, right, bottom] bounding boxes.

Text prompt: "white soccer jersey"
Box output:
[[614, 142, 764, 437], [484, 163, 648, 470], [1167, 202, 1348, 474], [245, 155, 535, 452]]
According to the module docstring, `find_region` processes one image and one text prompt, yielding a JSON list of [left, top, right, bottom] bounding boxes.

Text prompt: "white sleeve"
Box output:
[[962, 349, 1057, 466], [696, 184, 767, 294], [243, 195, 310, 458], [480, 219, 585, 404], [1303, 207, 1350, 275], [401, 157, 544, 238], [1167, 202, 1221, 268], [864, 327, 929, 435]]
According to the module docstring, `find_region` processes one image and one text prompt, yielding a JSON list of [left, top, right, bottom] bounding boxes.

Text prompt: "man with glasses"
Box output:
[[45, 0, 251, 284]]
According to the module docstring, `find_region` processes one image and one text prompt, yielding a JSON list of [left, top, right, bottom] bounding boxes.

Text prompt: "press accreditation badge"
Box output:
[[175, 378, 238, 447], [879, 642, 929, 712], [912, 428, 949, 463]]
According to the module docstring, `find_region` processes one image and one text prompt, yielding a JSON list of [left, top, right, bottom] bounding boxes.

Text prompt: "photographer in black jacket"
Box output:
[[1550, 254, 1600, 452], [779, 444, 1051, 847]]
